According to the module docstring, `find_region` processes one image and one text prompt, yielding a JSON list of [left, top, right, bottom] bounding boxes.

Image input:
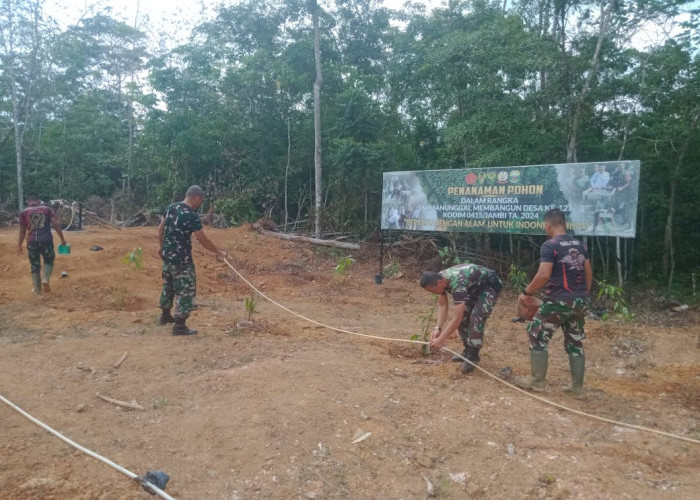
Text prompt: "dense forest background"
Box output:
[[1, 0, 699, 296]]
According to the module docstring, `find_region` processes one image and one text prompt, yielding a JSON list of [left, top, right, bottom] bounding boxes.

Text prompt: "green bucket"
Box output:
[[58, 243, 71, 255]]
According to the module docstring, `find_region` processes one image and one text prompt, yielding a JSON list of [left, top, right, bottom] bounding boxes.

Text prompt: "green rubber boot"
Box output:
[[514, 350, 548, 392], [42, 263, 54, 292], [31, 274, 42, 294], [562, 354, 585, 397]]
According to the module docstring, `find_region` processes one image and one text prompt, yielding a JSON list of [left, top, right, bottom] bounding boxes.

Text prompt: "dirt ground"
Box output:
[[0, 225, 698, 500]]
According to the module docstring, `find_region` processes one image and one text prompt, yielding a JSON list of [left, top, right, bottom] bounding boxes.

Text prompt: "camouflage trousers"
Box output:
[[458, 285, 500, 349], [27, 242, 55, 274], [527, 297, 589, 356], [159, 262, 197, 319]]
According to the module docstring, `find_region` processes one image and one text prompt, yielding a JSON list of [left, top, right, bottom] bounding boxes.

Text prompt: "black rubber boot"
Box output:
[[158, 309, 175, 326], [172, 318, 197, 336], [460, 347, 481, 374], [451, 349, 468, 362]]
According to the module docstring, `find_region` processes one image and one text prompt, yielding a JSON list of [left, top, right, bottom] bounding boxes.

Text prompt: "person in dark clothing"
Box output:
[[515, 209, 592, 396], [18, 194, 67, 294]]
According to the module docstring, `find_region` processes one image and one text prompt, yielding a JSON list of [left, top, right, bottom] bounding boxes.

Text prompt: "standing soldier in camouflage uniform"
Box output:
[[515, 208, 592, 396], [158, 185, 227, 335], [420, 263, 503, 374], [18, 194, 67, 294]]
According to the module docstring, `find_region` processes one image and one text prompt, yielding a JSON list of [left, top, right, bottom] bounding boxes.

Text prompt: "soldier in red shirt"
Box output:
[[18, 194, 67, 294]]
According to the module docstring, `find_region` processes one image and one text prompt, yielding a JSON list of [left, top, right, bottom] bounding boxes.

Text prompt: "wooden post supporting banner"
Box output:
[[375, 230, 384, 284]]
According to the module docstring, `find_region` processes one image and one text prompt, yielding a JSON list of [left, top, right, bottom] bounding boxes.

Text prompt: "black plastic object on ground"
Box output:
[[90, 245, 103, 251], [140, 470, 170, 495]]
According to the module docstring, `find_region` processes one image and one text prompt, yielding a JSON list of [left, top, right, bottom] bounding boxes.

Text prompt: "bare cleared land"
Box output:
[[1, 226, 698, 499]]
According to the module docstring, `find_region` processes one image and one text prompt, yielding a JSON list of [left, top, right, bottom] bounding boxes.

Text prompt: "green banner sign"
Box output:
[[381, 161, 639, 238]]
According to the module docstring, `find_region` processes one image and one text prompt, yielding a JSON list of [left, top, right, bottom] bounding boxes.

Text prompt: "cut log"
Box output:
[[258, 229, 360, 250]]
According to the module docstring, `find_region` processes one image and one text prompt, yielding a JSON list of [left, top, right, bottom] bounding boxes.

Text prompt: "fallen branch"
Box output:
[[113, 351, 129, 369], [422, 473, 435, 497], [96, 393, 145, 411], [257, 229, 360, 250]]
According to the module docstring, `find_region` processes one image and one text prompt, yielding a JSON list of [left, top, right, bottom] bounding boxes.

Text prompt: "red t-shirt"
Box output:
[[20, 205, 55, 245]]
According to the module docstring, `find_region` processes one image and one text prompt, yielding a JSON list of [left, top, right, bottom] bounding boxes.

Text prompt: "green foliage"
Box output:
[[244, 292, 259, 321], [382, 258, 401, 278], [507, 264, 528, 290], [411, 295, 437, 356], [215, 198, 261, 227], [121, 247, 144, 270], [154, 397, 169, 409], [333, 256, 355, 282], [2, 0, 698, 291], [113, 247, 144, 308], [597, 280, 635, 322], [438, 246, 468, 267]]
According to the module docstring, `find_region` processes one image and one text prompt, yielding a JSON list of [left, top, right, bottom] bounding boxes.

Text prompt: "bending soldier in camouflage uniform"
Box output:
[[18, 194, 67, 294], [421, 263, 503, 374], [158, 185, 227, 335], [515, 209, 592, 396]]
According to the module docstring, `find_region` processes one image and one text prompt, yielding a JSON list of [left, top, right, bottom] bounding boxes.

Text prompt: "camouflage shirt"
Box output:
[[441, 263, 494, 304], [161, 202, 203, 265]]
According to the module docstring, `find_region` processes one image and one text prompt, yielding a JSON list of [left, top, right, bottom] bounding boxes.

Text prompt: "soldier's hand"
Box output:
[[517, 294, 541, 321], [429, 335, 445, 350], [519, 293, 535, 306], [17, 244, 23, 255]]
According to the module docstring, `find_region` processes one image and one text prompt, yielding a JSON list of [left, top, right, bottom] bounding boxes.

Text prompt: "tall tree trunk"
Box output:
[[663, 108, 700, 287], [364, 189, 368, 230], [3, 0, 43, 209], [4, 0, 23, 209], [312, 0, 323, 239], [12, 71, 23, 209], [566, 1, 614, 162], [458, 96, 467, 167], [615, 118, 632, 288], [284, 115, 291, 232]]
